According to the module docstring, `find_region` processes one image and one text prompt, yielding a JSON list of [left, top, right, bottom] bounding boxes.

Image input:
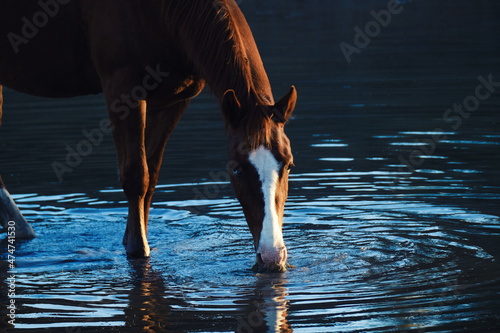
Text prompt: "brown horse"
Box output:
[[0, 0, 297, 272]]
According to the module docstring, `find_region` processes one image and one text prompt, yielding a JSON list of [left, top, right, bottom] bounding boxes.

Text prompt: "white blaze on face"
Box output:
[[248, 146, 286, 263]]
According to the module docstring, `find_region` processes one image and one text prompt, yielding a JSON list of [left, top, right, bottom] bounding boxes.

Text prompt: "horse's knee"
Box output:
[[120, 163, 149, 199]]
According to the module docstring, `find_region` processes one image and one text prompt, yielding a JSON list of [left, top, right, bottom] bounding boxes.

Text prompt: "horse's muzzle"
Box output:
[[253, 246, 288, 273]]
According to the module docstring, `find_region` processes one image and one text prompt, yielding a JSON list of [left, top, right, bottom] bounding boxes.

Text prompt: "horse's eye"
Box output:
[[233, 167, 242, 177], [287, 163, 294, 174]]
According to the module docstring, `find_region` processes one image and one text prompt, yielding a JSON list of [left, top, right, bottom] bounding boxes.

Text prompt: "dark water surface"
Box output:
[[2, 1, 500, 332]]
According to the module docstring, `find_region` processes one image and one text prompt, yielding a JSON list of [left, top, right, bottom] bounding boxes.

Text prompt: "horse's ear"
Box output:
[[274, 86, 297, 124], [222, 89, 242, 129]]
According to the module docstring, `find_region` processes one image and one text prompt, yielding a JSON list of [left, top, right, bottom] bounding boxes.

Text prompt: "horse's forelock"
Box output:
[[244, 108, 274, 150]]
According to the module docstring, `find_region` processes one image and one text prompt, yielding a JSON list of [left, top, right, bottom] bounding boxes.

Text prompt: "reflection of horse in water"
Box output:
[[125, 258, 172, 331], [0, 0, 296, 271], [125, 259, 293, 332], [237, 276, 292, 332]]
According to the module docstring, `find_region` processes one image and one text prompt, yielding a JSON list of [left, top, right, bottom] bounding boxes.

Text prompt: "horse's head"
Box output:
[[221, 86, 297, 272]]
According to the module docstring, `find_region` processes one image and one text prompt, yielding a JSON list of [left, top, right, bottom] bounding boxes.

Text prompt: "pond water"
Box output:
[[1, 0, 500, 332]]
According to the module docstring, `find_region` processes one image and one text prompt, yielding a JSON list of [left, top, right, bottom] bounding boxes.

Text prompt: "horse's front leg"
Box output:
[[143, 100, 190, 225], [106, 95, 150, 257]]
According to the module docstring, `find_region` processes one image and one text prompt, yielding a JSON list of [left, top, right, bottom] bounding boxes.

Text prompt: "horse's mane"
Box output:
[[159, 0, 274, 148]]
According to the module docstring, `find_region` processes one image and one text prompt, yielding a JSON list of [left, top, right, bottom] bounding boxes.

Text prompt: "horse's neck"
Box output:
[[162, 0, 273, 106]]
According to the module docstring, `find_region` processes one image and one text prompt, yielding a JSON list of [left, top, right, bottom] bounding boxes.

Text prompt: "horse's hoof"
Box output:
[[125, 243, 150, 258]]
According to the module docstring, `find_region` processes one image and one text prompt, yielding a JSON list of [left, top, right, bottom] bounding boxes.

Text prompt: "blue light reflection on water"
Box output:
[[3, 161, 500, 332]]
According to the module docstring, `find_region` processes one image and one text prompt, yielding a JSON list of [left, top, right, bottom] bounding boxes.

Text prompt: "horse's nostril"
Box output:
[[256, 253, 264, 265]]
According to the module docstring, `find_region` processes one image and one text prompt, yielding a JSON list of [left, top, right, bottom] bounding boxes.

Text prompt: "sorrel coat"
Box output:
[[0, 0, 296, 271]]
